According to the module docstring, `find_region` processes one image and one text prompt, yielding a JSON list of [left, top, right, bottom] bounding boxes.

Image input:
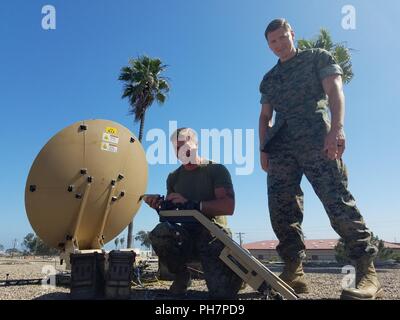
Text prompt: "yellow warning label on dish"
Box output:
[[102, 133, 119, 144], [105, 127, 118, 135], [101, 142, 118, 153]]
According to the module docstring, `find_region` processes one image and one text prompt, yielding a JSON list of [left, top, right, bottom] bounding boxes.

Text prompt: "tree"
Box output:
[[120, 237, 125, 249], [119, 55, 170, 248], [0, 244, 4, 252], [23, 233, 58, 256], [334, 238, 352, 264], [134, 230, 152, 250], [373, 235, 394, 261], [114, 237, 119, 249], [297, 28, 354, 84], [23, 233, 36, 253], [335, 234, 395, 263]]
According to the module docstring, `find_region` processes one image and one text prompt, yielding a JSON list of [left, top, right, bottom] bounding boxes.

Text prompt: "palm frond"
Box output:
[[119, 55, 170, 122], [156, 92, 166, 104], [315, 29, 333, 51], [298, 39, 316, 50], [158, 79, 170, 92], [298, 29, 354, 84]]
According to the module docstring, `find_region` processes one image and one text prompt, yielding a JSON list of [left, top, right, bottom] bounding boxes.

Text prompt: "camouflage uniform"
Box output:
[[150, 222, 242, 299], [259, 48, 378, 262], [149, 161, 243, 299]]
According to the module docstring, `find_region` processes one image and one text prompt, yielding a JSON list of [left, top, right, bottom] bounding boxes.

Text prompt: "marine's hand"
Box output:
[[166, 193, 188, 204], [143, 195, 163, 210], [260, 152, 269, 172], [324, 127, 346, 160]]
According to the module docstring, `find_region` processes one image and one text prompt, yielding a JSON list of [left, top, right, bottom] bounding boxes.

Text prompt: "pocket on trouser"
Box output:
[[329, 158, 348, 189], [306, 151, 349, 202], [202, 247, 243, 299], [149, 223, 192, 261], [197, 228, 243, 299]]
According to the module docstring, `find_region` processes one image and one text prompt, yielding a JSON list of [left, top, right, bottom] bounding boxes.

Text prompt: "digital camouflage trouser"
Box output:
[[149, 222, 243, 299], [267, 126, 378, 262]]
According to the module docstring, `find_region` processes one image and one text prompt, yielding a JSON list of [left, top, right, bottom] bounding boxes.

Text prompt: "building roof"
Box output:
[[243, 239, 400, 250], [384, 242, 400, 249]]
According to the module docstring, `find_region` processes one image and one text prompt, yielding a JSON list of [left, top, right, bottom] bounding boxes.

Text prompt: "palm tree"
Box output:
[[114, 237, 119, 250], [118, 55, 170, 248], [134, 230, 152, 250], [297, 28, 354, 84]]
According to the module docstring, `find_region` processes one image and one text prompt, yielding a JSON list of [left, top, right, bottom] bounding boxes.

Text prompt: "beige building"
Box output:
[[243, 239, 400, 262]]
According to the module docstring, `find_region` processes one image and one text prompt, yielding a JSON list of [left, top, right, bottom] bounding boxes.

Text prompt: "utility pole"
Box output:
[[12, 239, 18, 257], [235, 232, 245, 247]]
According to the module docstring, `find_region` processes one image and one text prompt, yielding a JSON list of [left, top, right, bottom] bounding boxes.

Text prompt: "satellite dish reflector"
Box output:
[[25, 119, 148, 251]]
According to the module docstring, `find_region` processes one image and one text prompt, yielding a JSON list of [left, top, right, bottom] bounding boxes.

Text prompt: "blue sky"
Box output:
[[0, 0, 399, 250]]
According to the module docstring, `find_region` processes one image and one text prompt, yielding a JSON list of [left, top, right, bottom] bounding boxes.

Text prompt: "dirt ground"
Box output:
[[1, 256, 399, 300]]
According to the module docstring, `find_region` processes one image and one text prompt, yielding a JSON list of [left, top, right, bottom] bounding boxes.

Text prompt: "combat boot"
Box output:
[[169, 270, 192, 295], [279, 260, 310, 294], [340, 258, 383, 300]]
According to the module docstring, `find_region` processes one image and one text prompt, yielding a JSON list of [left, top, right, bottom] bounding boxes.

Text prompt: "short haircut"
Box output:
[[170, 127, 198, 146], [265, 18, 292, 41]]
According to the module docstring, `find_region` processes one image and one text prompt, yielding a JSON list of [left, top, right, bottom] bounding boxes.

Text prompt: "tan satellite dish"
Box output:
[[25, 119, 148, 257]]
